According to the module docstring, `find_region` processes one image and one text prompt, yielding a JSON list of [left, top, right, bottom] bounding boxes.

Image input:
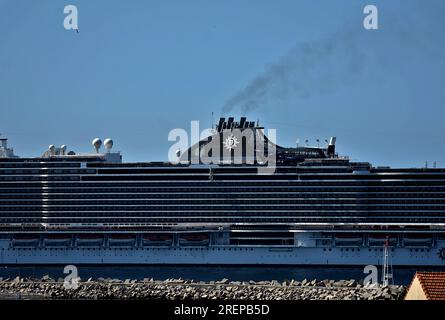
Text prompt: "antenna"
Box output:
[[211, 112, 214, 129], [296, 138, 300, 147]]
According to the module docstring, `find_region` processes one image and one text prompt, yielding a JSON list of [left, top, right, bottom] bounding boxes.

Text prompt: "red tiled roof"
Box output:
[[413, 272, 445, 300]]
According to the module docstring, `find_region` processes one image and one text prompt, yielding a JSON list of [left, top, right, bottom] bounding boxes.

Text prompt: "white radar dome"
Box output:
[[104, 138, 113, 151], [92, 138, 102, 153], [60, 145, 67, 155]]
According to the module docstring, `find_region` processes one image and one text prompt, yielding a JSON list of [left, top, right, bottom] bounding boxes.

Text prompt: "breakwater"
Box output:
[[0, 276, 406, 300]]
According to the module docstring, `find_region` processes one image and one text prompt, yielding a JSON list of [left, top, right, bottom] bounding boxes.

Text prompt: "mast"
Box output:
[[382, 236, 394, 286]]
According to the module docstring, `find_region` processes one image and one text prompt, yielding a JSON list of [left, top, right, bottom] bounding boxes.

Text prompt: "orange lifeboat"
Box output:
[[403, 233, 433, 247], [142, 234, 173, 246], [179, 233, 210, 246], [76, 234, 104, 246], [334, 233, 363, 246], [108, 234, 136, 246], [368, 234, 398, 247], [43, 233, 72, 247], [12, 234, 40, 247]]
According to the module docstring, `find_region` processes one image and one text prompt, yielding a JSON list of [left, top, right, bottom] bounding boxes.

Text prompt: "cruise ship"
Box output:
[[1, 117, 445, 266]]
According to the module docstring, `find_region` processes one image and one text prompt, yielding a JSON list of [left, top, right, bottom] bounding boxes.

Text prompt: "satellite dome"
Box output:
[[60, 145, 67, 155], [104, 138, 113, 151], [92, 138, 102, 153], [49, 145, 55, 152]]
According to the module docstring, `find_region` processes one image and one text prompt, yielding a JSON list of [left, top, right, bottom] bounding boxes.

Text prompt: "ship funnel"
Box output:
[[0, 138, 7, 149], [327, 137, 336, 157]]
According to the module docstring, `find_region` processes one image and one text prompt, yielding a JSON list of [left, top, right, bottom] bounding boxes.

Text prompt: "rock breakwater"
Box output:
[[0, 276, 406, 300]]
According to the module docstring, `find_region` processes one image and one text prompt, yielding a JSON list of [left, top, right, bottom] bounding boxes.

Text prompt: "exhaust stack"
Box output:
[[327, 137, 336, 157]]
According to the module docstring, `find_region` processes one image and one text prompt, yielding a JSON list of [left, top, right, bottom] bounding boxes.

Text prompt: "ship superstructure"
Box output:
[[0, 119, 445, 266]]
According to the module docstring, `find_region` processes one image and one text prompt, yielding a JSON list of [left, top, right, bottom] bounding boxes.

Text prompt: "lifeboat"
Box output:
[[108, 234, 136, 247], [43, 234, 72, 247], [368, 234, 398, 247], [334, 233, 363, 247], [12, 234, 40, 247], [179, 233, 210, 246], [403, 234, 433, 247], [76, 234, 104, 246], [142, 234, 173, 246]]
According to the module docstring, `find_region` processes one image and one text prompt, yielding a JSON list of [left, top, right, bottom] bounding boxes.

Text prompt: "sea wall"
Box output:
[[0, 276, 406, 300]]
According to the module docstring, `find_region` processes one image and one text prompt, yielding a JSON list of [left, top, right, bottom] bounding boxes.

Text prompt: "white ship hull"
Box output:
[[1, 240, 445, 266]]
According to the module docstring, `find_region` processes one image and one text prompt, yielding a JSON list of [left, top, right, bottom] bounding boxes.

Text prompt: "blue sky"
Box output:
[[0, 0, 444, 167]]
